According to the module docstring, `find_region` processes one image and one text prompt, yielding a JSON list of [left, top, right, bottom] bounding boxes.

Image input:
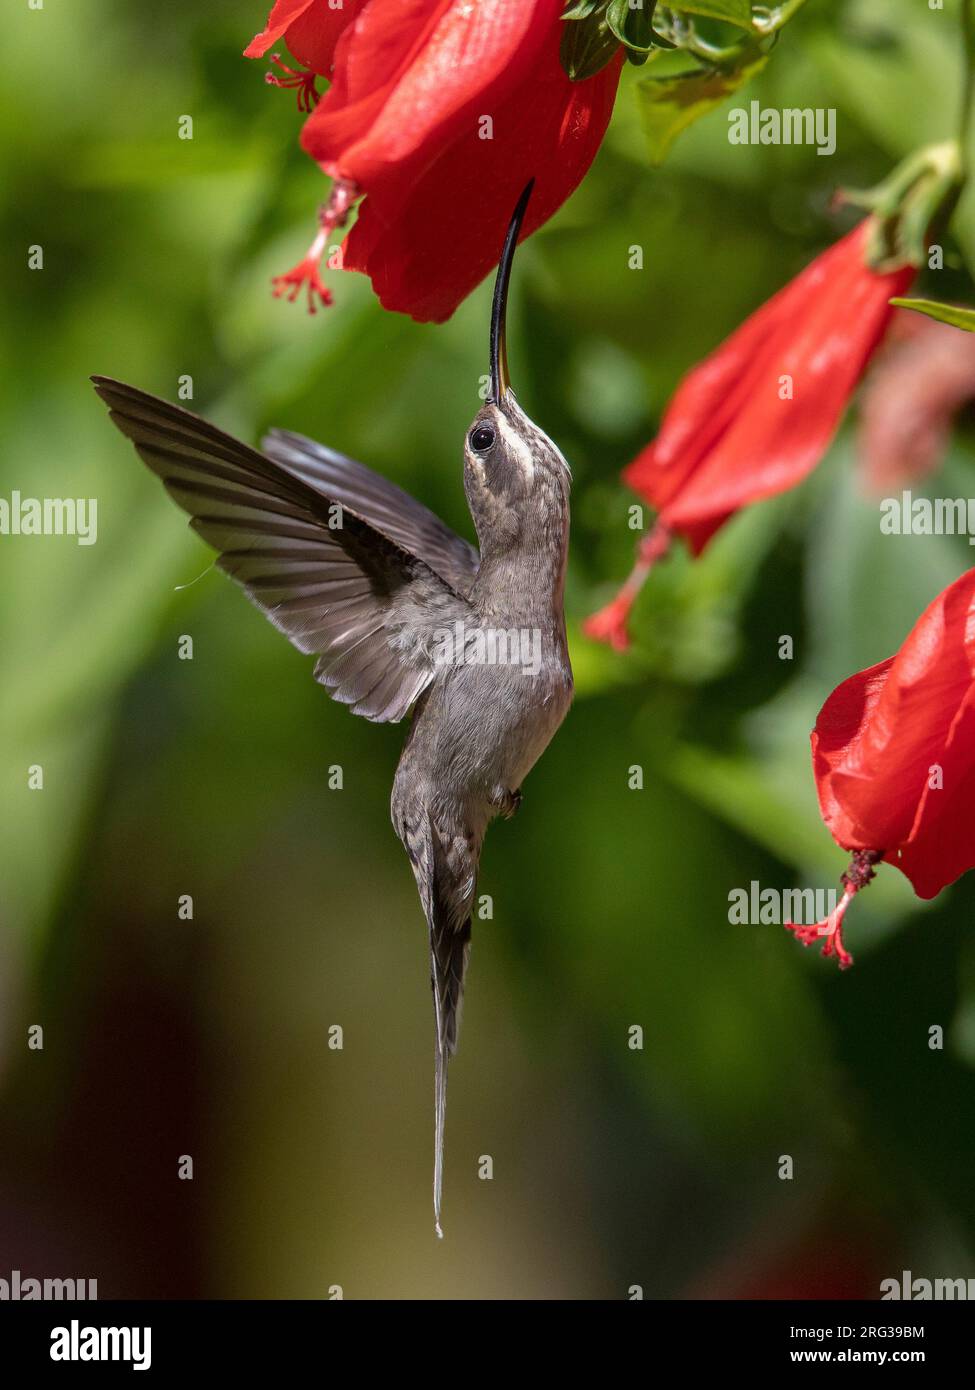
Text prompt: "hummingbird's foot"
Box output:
[[492, 787, 522, 819], [264, 53, 320, 112], [271, 178, 359, 314]]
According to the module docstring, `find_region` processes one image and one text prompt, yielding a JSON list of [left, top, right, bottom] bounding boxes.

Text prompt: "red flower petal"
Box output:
[[286, 0, 367, 76], [302, 0, 556, 196], [244, 0, 317, 58], [896, 685, 975, 897], [245, 0, 363, 76]]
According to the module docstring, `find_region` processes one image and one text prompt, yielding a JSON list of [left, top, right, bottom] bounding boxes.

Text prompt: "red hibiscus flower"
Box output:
[[786, 568, 975, 968], [584, 219, 915, 651], [246, 0, 623, 320]]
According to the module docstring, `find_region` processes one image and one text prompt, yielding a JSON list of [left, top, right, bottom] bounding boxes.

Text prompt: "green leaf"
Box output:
[[635, 49, 768, 163], [669, 0, 753, 27], [889, 297, 975, 332]]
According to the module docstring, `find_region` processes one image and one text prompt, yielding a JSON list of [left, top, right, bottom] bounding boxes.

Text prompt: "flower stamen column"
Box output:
[[271, 177, 358, 313]]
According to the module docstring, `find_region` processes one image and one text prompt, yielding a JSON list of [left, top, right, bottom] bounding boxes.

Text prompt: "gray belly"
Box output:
[[401, 655, 573, 811]]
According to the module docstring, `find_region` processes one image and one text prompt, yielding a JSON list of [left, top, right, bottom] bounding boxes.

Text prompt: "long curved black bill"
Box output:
[[489, 178, 534, 404]]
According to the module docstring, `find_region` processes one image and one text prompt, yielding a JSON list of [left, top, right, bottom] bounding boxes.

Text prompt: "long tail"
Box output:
[[399, 807, 476, 1238], [430, 915, 471, 1238]]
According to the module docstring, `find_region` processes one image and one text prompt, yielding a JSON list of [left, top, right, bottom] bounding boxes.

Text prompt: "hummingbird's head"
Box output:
[[463, 180, 570, 557]]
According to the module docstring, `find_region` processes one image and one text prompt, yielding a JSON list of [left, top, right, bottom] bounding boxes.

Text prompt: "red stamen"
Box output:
[[582, 521, 671, 650], [270, 179, 359, 315], [785, 849, 883, 970], [265, 53, 320, 113], [787, 885, 857, 968]]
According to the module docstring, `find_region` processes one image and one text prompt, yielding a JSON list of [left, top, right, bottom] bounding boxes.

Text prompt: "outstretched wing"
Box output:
[[262, 428, 479, 594], [92, 377, 471, 724]]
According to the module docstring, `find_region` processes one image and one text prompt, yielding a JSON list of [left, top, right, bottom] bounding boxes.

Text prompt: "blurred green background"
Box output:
[[2, 0, 975, 1299]]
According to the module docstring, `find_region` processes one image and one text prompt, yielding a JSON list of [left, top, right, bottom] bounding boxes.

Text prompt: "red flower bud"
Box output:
[[587, 221, 915, 647], [626, 222, 914, 553]]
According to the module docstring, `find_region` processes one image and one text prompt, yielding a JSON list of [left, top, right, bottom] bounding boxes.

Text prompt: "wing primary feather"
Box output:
[[92, 376, 471, 724]]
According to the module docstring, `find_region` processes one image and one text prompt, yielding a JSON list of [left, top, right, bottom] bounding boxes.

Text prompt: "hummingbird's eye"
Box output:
[[469, 424, 496, 453]]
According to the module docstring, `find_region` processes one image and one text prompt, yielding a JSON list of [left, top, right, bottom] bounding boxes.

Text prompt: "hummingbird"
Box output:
[[91, 180, 573, 1237]]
